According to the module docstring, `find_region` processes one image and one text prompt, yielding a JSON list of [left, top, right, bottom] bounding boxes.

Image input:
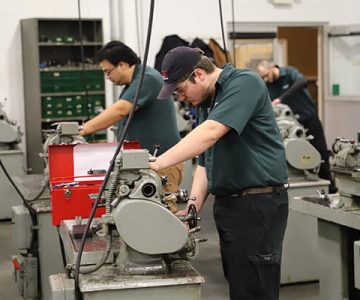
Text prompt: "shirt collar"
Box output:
[[216, 63, 234, 88], [277, 66, 286, 77], [200, 64, 234, 111], [128, 63, 141, 85]]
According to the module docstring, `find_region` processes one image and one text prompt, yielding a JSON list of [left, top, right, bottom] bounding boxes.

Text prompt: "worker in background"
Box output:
[[80, 41, 184, 208], [150, 46, 289, 300], [256, 60, 337, 193]]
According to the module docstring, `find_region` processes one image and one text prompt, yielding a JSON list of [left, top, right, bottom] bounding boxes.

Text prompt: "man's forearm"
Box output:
[[187, 165, 209, 213], [279, 76, 307, 102], [80, 100, 132, 135], [81, 109, 122, 135], [155, 120, 230, 170]]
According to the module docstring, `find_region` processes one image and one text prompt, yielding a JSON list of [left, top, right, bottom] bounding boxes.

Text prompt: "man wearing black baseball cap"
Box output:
[[151, 46, 289, 300]]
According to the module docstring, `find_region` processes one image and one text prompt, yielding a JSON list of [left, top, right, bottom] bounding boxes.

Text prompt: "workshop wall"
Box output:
[[121, 0, 360, 67], [0, 0, 111, 152], [0, 0, 359, 155]]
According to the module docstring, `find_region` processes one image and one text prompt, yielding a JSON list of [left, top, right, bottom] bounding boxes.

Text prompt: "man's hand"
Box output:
[[149, 161, 160, 172], [272, 98, 281, 105], [176, 207, 188, 217]]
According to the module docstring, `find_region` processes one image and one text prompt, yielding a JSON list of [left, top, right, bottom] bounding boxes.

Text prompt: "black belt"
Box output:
[[220, 184, 288, 198]]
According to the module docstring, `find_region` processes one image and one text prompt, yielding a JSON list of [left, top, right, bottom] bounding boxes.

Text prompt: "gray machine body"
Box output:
[[0, 150, 25, 219], [0, 102, 22, 147], [274, 103, 321, 180], [10, 122, 86, 299], [272, 104, 328, 284], [114, 199, 188, 254], [0, 103, 25, 219], [50, 149, 205, 299], [290, 138, 360, 299], [12, 255, 38, 299], [11, 177, 64, 300]]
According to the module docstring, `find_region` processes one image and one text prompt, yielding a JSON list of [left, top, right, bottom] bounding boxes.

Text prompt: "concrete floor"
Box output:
[[0, 196, 319, 299]]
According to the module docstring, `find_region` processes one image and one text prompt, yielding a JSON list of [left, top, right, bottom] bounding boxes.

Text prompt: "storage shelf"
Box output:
[[40, 66, 101, 72], [41, 91, 104, 97], [41, 117, 89, 122], [21, 18, 106, 173], [38, 42, 103, 46]]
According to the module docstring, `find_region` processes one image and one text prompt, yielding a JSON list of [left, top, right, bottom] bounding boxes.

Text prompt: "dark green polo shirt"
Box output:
[[198, 64, 288, 197], [266, 66, 315, 123], [117, 64, 180, 155]]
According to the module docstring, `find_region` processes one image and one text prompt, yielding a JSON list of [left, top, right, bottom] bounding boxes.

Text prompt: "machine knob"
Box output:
[[176, 189, 189, 203]]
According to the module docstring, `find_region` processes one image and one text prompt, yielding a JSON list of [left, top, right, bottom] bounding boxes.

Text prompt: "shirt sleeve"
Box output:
[[279, 68, 307, 102], [207, 73, 267, 135], [121, 71, 163, 107], [197, 153, 205, 167]]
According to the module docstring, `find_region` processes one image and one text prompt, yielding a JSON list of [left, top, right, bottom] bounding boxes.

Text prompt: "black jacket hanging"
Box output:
[[190, 38, 214, 60], [154, 35, 189, 72]]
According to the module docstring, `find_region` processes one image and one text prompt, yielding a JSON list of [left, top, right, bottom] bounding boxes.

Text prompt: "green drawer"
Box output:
[[41, 70, 104, 93]]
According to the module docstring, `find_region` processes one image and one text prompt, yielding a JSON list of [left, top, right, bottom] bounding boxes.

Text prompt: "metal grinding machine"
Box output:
[[0, 102, 25, 219], [290, 137, 360, 300], [49, 145, 206, 300], [273, 104, 331, 284], [11, 122, 86, 300], [273, 103, 321, 180]]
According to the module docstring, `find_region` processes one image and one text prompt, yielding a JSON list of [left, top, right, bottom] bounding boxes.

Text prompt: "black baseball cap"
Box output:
[[158, 46, 200, 99]]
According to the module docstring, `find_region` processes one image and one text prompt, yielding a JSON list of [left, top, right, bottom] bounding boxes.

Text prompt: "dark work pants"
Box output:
[[214, 190, 288, 300], [303, 114, 337, 192]]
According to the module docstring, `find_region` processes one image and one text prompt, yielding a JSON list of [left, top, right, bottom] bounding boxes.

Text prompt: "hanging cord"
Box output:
[[76, 158, 120, 275], [0, 158, 46, 217], [77, 0, 93, 141], [231, 0, 236, 66], [74, 0, 156, 298], [135, 0, 142, 56], [218, 0, 229, 63], [0, 159, 48, 257]]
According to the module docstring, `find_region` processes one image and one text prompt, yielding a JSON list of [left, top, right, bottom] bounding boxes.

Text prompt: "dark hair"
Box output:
[[178, 48, 215, 83], [95, 41, 141, 66]]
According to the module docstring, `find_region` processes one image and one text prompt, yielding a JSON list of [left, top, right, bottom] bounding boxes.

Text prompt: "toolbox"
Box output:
[[48, 143, 117, 226]]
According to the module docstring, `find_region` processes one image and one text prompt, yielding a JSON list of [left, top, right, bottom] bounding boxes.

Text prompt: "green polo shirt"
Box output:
[[198, 64, 288, 197], [117, 64, 180, 155], [266, 66, 315, 123]]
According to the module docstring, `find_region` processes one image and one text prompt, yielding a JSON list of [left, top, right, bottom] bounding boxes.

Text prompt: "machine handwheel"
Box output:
[[187, 204, 198, 229]]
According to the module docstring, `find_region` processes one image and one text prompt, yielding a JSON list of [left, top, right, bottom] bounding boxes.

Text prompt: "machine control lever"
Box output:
[[152, 144, 160, 157], [149, 144, 161, 162], [88, 168, 107, 175], [189, 226, 201, 234], [194, 237, 208, 243]]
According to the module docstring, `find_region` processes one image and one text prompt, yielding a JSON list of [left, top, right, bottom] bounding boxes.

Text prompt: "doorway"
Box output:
[[229, 24, 322, 114]]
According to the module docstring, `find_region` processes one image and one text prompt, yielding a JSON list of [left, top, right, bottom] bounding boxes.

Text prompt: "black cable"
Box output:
[[0, 158, 37, 218], [57, 226, 68, 268], [231, 0, 236, 66], [218, 0, 229, 63], [0, 158, 41, 261], [135, 0, 142, 56], [74, 1, 156, 298]]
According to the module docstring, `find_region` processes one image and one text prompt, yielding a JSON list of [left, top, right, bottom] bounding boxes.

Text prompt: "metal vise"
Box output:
[[40, 122, 86, 176], [274, 104, 321, 180]]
